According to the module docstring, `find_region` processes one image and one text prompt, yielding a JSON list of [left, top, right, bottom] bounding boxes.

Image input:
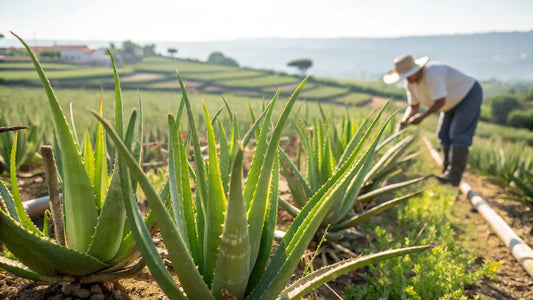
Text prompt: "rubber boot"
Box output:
[[436, 147, 469, 186], [441, 145, 450, 174], [448, 147, 469, 186]]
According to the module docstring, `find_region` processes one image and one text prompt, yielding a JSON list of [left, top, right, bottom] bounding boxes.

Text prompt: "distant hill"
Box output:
[[3, 31, 533, 81]]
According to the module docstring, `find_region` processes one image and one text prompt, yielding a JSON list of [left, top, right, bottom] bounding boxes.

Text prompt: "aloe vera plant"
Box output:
[[0, 33, 150, 283], [278, 106, 427, 258], [92, 65, 430, 299]]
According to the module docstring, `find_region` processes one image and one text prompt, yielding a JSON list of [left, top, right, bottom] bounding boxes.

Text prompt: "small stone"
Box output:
[[64, 297, 73, 300], [73, 288, 91, 298], [61, 285, 73, 295], [34, 176, 44, 183], [90, 285, 103, 294], [90, 294, 105, 300], [50, 294, 65, 300], [112, 289, 123, 300]]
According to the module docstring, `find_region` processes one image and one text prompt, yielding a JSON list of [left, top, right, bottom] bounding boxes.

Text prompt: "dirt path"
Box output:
[[452, 172, 533, 299]]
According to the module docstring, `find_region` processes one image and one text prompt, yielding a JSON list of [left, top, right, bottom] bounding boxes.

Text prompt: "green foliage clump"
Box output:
[[344, 188, 501, 299], [508, 109, 533, 130], [489, 94, 522, 124], [207, 51, 239, 67]]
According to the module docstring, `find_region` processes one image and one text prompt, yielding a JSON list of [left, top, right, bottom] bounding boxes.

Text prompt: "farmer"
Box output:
[[383, 55, 483, 186]]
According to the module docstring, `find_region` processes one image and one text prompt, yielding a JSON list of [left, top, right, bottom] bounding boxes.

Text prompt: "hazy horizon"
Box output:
[[2, 0, 533, 42]]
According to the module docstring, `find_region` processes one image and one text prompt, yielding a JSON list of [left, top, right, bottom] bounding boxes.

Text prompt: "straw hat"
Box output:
[[383, 55, 429, 84]]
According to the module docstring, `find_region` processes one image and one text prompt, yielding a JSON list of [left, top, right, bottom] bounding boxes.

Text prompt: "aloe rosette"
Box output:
[[0, 33, 148, 283], [278, 105, 428, 258], [93, 66, 430, 299]]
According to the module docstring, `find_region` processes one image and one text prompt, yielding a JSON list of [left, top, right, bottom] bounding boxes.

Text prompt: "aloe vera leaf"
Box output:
[[279, 148, 312, 207], [176, 70, 208, 231], [43, 210, 50, 237], [247, 152, 280, 293], [0, 256, 42, 281], [94, 95, 108, 208], [86, 166, 126, 262], [243, 91, 279, 209], [242, 99, 274, 149], [278, 197, 301, 218], [9, 133, 40, 234], [218, 120, 230, 195], [210, 105, 225, 126], [0, 211, 108, 276], [176, 121, 202, 266], [108, 50, 124, 138], [334, 191, 424, 231], [279, 245, 431, 299], [364, 134, 414, 183], [203, 102, 228, 287], [330, 112, 396, 225], [13, 32, 98, 252], [93, 112, 213, 300], [168, 116, 191, 247], [69, 103, 79, 147], [83, 127, 95, 190], [247, 150, 357, 300], [213, 148, 250, 300], [356, 176, 429, 204], [248, 113, 386, 299], [336, 114, 373, 169], [247, 79, 307, 269], [0, 180, 17, 220]]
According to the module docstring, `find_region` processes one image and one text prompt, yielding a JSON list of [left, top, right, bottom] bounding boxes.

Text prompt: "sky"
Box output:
[[1, 0, 533, 42]]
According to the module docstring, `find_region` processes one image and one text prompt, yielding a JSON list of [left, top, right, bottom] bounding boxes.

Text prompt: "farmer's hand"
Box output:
[[407, 113, 425, 125], [396, 120, 407, 132]]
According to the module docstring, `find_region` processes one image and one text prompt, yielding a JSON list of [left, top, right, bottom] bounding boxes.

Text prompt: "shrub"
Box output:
[[508, 109, 533, 130], [489, 94, 522, 124]]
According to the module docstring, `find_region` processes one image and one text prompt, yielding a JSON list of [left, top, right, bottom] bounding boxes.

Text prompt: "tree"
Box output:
[[287, 59, 313, 77], [167, 47, 178, 58], [508, 109, 533, 130], [489, 94, 522, 124], [143, 44, 156, 56], [0, 33, 4, 39], [207, 51, 239, 67]]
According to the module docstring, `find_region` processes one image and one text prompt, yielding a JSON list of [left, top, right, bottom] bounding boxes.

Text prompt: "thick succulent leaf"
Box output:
[[93, 111, 214, 300], [243, 91, 279, 209], [83, 127, 95, 189], [168, 115, 190, 246], [247, 79, 307, 270], [248, 112, 389, 299], [93, 95, 108, 208], [13, 32, 98, 252], [0, 256, 42, 281], [279, 246, 430, 299], [279, 148, 313, 207], [333, 191, 424, 230], [213, 148, 250, 300], [0, 179, 18, 220], [203, 103, 227, 287], [86, 167, 126, 262], [356, 176, 428, 205], [247, 152, 280, 294], [0, 211, 108, 277], [218, 120, 230, 195], [9, 133, 41, 235]]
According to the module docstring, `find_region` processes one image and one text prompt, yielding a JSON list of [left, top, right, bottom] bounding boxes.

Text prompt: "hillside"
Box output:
[[2, 31, 533, 81]]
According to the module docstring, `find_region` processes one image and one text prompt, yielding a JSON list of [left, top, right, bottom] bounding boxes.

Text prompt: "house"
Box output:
[[30, 45, 110, 65]]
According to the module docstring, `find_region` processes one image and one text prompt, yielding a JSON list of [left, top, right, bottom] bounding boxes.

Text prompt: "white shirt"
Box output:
[[405, 62, 476, 112]]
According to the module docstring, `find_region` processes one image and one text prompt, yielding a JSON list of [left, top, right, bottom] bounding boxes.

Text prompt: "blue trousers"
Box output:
[[437, 81, 483, 148]]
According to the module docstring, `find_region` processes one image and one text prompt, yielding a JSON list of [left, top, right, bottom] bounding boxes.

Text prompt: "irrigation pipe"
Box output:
[[422, 136, 533, 278], [23, 195, 52, 219]]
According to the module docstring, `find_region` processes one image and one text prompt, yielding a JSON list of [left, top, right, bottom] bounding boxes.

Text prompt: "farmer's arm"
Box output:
[[398, 104, 419, 130], [406, 98, 445, 125]]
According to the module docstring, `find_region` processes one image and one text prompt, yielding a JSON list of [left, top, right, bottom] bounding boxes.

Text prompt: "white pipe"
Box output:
[[23, 195, 51, 219], [423, 136, 533, 278]]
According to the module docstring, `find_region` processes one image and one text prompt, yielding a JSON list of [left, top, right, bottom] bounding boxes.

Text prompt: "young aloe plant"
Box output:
[[94, 70, 430, 299], [279, 105, 428, 258], [0, 33, 149, 283]]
